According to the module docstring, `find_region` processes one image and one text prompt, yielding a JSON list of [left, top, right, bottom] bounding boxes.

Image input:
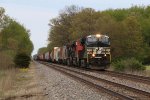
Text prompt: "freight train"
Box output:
[[34, 34, 111, 70]]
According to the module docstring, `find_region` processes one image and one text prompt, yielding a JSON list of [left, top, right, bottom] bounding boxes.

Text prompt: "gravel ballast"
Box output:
[[57, 64, 150, 93], [34, 62, 116, 100], [48, 63, 150, 99]]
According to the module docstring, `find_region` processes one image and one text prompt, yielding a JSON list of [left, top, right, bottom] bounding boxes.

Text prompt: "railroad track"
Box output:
[[47, 63, 150, 85], [67, 66, 150, 85], [94, 70, 150, 85], [39, 61, 150, 100]]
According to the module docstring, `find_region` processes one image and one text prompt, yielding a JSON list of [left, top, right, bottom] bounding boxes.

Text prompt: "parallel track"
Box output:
[[51, 63, 150, 85], [97, 71, 150, 85], [39, 62, 150, 100]]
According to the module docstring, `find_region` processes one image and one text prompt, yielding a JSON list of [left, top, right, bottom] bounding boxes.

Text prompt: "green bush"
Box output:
[[113, 60, 125, 71], [113, 58, 145, 72], [143, 55, 150, 64], [14, 53, 31, 68]]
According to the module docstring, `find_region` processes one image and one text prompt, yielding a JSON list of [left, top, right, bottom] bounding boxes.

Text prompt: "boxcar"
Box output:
[[45, 51, 51, 62]]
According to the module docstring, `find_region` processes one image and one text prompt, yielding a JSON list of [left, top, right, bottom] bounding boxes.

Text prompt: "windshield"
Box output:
[[100, 36, 109, 44], [86, 35, 110, 47], [87, 36, 97, 43]]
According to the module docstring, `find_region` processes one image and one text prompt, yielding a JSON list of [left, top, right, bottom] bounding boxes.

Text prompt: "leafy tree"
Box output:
[[1, 20, 33, 55], [0, 7, 11, 29], [70, 8, 99, 40], [46, 5, 150, 64], [37, 47, 47, 54], [102, 9, 128, 21], [48, 5, 80, 47], [122, 16, 145, 59], [140, 18, 150, 46], [0, 7, 33, 68]]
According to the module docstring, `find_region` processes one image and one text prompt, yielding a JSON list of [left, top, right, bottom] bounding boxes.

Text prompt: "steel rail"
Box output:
[[100, 70, 150, 85]]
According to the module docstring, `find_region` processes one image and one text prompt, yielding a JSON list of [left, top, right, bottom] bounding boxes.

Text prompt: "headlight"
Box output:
[[96, 34, 101, 38], [92, 54, 95, 57]]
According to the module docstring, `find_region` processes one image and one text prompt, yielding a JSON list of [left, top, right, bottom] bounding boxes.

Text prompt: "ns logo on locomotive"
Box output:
[[35, 34, 111, 70]]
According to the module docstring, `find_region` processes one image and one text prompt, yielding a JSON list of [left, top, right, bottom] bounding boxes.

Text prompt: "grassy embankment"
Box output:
[[0, 63, 44, 99], [146, 65, 150, 70], [0, 52, 43, 99], [123, 65, 150, 77], [145, 65, 150, 77], [0, 69, 17, 98], [0, 52, 16, 98]]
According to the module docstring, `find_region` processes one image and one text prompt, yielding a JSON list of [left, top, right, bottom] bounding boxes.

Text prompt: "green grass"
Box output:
[[0, 71, 5, 78], [146, 65, 150, 70]]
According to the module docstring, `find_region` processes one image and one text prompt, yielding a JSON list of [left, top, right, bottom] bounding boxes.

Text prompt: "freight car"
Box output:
[[38, 53, 45, 61], [33, 54, 38, 60], [51, 46, 68, 64], [45, 51, 51, 62], [36, 34, 111, 70]]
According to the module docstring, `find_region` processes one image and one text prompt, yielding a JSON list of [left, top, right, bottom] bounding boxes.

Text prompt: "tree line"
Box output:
[[0, 7, 33, 68], [37, 5, 149, 65]]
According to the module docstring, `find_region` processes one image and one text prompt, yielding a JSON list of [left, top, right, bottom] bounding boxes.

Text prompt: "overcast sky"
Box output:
[[1, 0, 150, 55]]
